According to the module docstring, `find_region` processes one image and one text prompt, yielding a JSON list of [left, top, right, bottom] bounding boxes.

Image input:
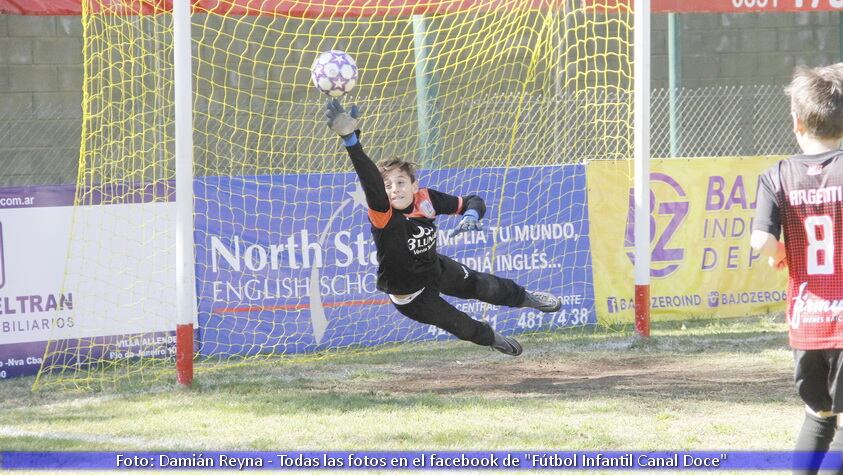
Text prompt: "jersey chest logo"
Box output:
[[407, 224, 436, 255]]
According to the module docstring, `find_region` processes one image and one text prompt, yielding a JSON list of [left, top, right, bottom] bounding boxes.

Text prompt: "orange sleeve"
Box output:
[[368, 207, 393, 229]]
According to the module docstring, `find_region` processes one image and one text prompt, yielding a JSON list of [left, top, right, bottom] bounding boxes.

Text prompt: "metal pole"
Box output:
[[668, 12, 682, 157], [634, 0, 651, 338], [412, 14, 440, 168], [174, 0, 196, 387]]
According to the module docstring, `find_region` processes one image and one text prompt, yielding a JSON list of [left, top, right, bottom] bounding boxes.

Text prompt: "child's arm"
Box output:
[[427, 189, 486, 237], [345, 142, 390, 213], [324, 99, 391, 219], [426, 189, 486, 217], [751, 166, 786, 270], [750, 230, 787, 270]]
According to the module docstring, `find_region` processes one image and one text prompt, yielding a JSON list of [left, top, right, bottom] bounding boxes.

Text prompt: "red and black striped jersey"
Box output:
[[754, 150, 843, 350]]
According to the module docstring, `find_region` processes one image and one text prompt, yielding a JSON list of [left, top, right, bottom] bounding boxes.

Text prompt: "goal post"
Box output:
[[633, 0, 651, 338], [174, 0, 197, 387]]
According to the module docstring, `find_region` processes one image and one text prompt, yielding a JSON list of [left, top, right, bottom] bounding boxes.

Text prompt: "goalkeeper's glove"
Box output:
[[450, 209, 482, 237], [324, 98, 360, 146]]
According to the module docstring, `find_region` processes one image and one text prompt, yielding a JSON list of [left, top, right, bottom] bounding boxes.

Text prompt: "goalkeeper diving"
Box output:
[[324, 98, 561, 356]]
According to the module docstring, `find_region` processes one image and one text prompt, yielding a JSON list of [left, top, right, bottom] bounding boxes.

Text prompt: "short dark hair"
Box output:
[[376, 157, 418, 182], [785, 63, 843, 140]]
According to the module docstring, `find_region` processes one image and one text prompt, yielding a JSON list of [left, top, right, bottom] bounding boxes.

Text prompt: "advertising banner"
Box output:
[[194, 165, 594, 356], [0, 185, 177, 378], [587, 157, 788, 323]]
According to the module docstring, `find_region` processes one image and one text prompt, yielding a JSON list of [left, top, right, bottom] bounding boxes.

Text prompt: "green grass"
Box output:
[[0, 315, 803, 472]]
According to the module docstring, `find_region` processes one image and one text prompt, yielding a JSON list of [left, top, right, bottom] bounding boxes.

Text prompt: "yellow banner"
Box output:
[[587, 157, 788, 324]]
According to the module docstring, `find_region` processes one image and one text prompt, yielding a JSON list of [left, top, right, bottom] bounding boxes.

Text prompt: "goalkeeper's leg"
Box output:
[[437, 254, 560, 312], [391, 287, 494, 345], [390, 287, 521, 356]]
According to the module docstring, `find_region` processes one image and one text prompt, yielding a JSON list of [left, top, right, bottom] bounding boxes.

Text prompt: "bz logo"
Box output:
[[623, 173, 688, 278]]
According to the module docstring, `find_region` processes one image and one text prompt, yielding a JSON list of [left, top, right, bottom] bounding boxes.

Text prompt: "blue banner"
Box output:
[[194, 165, 593, 356], [3, 451, 840, 470]]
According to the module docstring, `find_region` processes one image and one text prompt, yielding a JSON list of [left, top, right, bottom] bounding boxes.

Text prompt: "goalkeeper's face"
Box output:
[[383, 169, 418, 210]]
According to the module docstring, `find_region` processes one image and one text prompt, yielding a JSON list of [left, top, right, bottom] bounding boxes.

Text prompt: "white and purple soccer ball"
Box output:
[[311, 50, 358, 97]]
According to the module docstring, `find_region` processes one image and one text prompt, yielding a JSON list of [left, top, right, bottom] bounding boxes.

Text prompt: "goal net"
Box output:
[[35, 0, 633, 389]]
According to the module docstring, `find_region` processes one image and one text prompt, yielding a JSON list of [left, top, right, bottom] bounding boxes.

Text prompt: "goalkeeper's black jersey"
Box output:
[[345, 142, 485, 294]]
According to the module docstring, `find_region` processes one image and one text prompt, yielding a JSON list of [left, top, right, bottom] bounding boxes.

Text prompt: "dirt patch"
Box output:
[[359, 350, 793, 404]]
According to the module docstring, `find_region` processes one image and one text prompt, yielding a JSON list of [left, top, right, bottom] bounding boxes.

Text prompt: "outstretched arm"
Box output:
[[346, 142, 390, 213], [324, 99, 389, 213]]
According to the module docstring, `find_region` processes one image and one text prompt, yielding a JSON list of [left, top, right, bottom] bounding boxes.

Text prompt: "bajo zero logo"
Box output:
[[623, 173, 689, 278]]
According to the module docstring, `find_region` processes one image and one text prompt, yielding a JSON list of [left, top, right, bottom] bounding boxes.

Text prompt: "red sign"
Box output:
[[652, 0, 843, 13]]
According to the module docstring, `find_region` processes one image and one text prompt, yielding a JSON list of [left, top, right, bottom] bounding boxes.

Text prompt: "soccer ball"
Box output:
[[311, 50, 358, 97]]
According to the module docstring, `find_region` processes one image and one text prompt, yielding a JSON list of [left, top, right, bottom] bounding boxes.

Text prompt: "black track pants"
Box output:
[[391, 254, 525, 346]]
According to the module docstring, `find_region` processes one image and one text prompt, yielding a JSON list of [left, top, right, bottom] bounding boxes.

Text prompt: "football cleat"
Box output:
[[519, 290, 562, 313], [491, 332, 523, 356]]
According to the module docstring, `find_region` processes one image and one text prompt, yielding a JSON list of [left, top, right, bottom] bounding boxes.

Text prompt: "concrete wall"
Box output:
[[651, 11, 840, 89], [0, 12, 840, 186], [0, 15, 83, 186]]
